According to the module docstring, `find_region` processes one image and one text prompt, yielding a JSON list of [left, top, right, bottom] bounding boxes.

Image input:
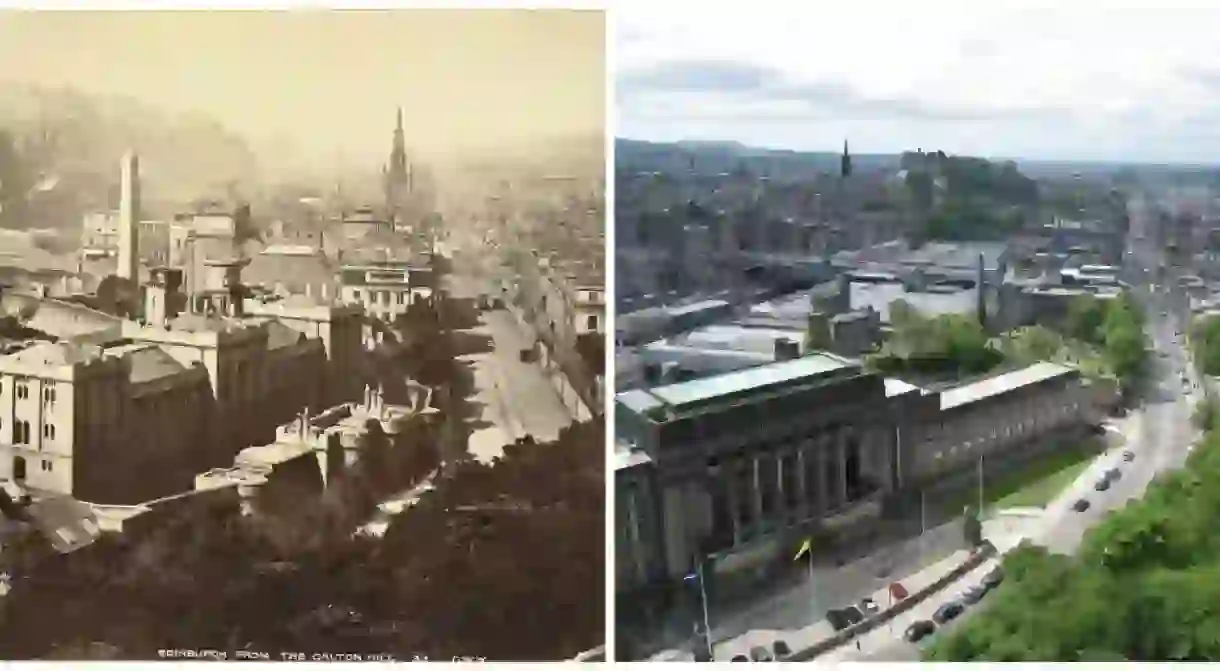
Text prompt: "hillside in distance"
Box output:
[[616, 138, 901, 181], [0, 83, 261, 229]]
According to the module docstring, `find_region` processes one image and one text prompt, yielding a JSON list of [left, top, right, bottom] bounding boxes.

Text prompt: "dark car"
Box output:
[[961, 585, 986, 605], [1074, 498, 1092, 512], [772, 640, 791, 659], [748, 646, 774, 662], [904, 620, 936, 643], [858, 597, 880, 616], [1124, 450, 1136, 462], [1107, 468, 1122, 482], [826, 609, 852, 631], [1094, 478, 1111, 492], [982, 567, 1004, 590], [843, 606, 865, 625], [933, 601, 965, 624], [730, 655, 749, 662]]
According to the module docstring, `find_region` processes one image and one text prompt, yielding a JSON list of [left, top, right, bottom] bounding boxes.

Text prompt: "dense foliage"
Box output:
[[867, 301, 1001, 376], [926, 427, 1220, 661], [1064, 293, 1148, 393], [0, 418, 603, 661]]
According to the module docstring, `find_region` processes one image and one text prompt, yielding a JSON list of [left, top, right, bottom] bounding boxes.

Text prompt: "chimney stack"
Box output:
[[117, 151, 141, 281]]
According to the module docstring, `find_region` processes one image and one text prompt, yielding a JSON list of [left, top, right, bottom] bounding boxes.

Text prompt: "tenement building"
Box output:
[[616, 356, 1093, 596]]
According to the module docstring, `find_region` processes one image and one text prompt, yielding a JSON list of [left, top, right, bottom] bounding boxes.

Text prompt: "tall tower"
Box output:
[[385, 107, 411, 220], [840, 139, 853, 179], [117, 151, 140, 281]]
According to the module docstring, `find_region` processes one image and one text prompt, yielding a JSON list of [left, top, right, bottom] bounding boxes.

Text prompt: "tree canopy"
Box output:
[[926, 426, 1220, 661], [0, 418, 604, 661], [868, 302, 1001, 376]]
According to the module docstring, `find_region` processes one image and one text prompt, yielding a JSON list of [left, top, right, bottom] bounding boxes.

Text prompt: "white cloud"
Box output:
[[616, 1, 1220, 162]]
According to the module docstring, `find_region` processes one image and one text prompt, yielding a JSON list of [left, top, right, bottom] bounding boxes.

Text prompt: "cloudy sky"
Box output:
[[617, 3, 1220, 163]]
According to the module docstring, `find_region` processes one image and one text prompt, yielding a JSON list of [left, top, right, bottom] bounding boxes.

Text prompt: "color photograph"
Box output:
[[614, 3, 1214, 663]]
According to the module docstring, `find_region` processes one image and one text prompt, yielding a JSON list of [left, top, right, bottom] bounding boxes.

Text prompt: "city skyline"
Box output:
[[617, 3, 1220, 164]]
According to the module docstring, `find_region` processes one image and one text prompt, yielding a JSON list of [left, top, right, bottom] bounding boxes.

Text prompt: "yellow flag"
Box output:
[[794, 538, 812, 561]]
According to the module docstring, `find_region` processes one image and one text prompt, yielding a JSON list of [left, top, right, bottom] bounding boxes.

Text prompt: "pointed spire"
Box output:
[[840, 138, 853, 179], [396, 106, 403, 132]]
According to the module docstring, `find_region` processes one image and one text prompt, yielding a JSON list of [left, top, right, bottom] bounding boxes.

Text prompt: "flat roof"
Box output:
[[618, 353, 857, 416], [940, 362, 1074, 410]]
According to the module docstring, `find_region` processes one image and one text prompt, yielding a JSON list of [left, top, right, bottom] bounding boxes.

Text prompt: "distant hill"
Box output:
[[0, 83, 260, 230], [616, 138, 901, 181]]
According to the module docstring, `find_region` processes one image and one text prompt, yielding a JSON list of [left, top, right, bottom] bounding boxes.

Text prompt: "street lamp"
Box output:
[[683, 562, 714, 661]]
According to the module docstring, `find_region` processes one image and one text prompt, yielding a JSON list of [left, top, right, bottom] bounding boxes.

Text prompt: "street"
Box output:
[[861, 193, 1207, 659], [443, 228, 575, 463]]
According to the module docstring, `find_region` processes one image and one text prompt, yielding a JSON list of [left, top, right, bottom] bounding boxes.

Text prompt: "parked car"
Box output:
[[961, 585, 987, 605], [826, 609, 852, 632], [858, 597, 880, 616], [904, 619, 936, 643], [771, 640, 791, 659], [1094, 478, 1111, 492], [1074, 498, 1092, 512], [982, 567, 1004, 590], [933, 601, 965, 624], [748, 646, 774, 662], [730, 655, 749, 662], [842, 606, 865, 625], [888, 581, 910, 601]]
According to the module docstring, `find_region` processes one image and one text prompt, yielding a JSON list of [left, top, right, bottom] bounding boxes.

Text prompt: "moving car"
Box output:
[[1107, 468, 1122, 482], [858, 597, 880, 616], [731, 655, 749, 662], [772, 640, 791, 659], [1123, 450, 1136, 462], [933, 601, 965, 624], [1073, 498, 1092, 512], [904, 620, 936, 643], [1094, 477, 1111, 492]]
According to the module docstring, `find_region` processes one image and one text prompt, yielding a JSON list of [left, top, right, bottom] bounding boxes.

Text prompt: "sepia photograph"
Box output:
[[0, 8, 606, 661], [614, 2, 1219, 663]]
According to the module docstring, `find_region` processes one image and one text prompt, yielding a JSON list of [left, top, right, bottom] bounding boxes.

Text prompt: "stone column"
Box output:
[[837, 427, 849, 507], [752, 456, 763, 533], [816, 435, 830, 515], [725, 463, 741, 547], [796, 445, 810, 520]]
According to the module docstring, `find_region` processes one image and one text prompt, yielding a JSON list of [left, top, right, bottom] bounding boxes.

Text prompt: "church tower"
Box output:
[[384, 107, 412, 222], [840, 139, 852, 179]]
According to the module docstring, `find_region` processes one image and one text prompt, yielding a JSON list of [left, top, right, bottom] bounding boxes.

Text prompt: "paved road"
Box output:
[[444, 230, 573, 463], [865, 192, 1204, 660], [1040, 194, 1201, 554]]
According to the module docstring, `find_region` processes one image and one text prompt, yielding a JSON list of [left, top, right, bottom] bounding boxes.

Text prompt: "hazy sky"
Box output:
[[0, 10, 605, 163], [617, 3, 1220, 164]]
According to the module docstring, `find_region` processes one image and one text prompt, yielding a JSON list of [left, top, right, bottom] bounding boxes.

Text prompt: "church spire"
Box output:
[[840, 139, 852, 179]]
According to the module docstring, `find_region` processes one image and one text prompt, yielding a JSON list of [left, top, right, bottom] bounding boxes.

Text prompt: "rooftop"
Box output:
[[940, 362, 1074, 411], [618, 353, 858, 417], [115, 344, 190, 384]]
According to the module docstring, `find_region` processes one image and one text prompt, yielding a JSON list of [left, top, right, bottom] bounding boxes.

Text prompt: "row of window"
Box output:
[[929, 401, 1080, 464], [5, 419, 56, 445], [352, 289, 410, 306], [5, 380, 57, 404]]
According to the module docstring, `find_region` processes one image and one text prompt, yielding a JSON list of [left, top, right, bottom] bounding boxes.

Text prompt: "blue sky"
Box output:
[[616, 2, 1220, 163]]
